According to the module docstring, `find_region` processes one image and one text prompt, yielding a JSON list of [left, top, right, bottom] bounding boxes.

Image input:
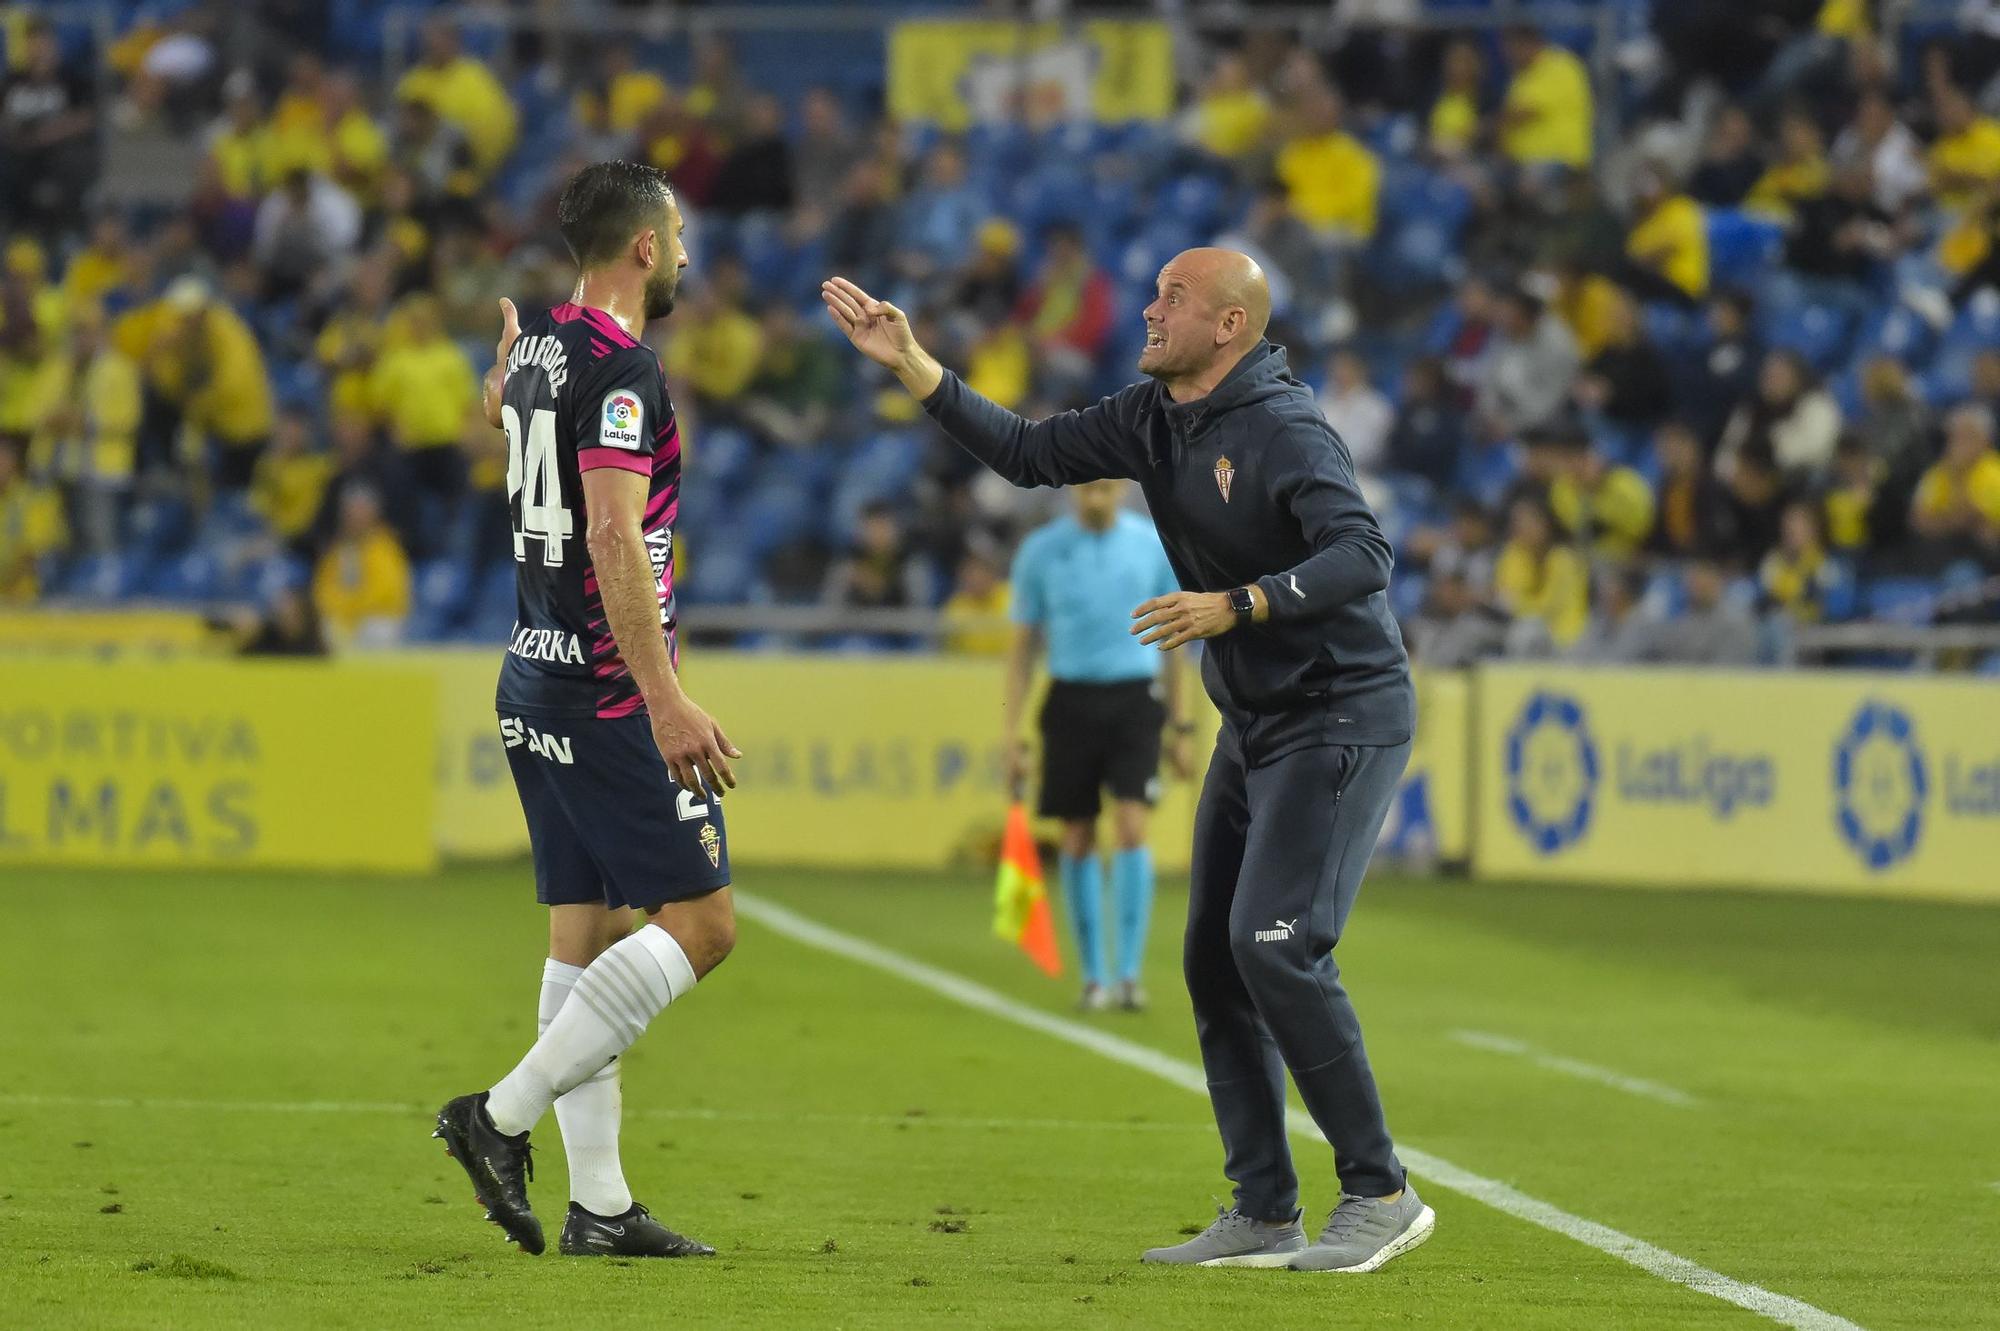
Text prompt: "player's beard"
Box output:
[[644, 265, 680, 322]]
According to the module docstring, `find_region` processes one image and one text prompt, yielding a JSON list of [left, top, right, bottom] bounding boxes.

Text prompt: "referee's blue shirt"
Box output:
[[1011, 510, 1178, 684]]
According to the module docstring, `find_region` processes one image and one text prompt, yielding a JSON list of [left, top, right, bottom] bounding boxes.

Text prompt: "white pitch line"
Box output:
[[1448, 1029, 1702, 1108], [736, 893, 1865, 1331], [0, 1092, 1209, 1137]]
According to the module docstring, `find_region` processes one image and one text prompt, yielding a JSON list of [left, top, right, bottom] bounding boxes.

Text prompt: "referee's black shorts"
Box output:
[[1036, 678, 1166, 821]]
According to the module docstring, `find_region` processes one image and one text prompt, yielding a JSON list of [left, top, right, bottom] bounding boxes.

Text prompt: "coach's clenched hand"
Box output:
[[1131, 591, 1238, 651], [650, 690, 741, 798]]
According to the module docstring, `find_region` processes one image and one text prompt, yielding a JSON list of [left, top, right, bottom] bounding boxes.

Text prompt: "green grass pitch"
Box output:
[[2, 865, 1997, 1330]]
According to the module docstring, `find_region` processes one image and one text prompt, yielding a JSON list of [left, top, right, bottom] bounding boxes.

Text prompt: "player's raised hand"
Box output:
[[495, 297, 521, 364], [482, 298, 523, 428], [650, 691, 743, 797], [821, 276, 915, 368]]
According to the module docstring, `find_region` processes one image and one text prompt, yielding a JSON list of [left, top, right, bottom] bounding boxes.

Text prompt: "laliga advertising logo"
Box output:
[[605, 392, 638, 427], [1504, 691, 1598, 855], [1832, 701, 1927, 871]]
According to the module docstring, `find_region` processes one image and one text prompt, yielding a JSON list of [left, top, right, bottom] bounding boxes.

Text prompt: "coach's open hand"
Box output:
[[1132, 590, 1257, 651], [650, 689, 739, 797], [822, 276, 944, 399]]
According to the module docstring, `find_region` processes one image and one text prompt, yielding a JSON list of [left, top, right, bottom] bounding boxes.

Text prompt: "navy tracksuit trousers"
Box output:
[[1185, 731, 1411, 1218]]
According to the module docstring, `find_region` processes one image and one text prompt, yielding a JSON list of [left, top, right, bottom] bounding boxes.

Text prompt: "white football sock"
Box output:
[[538, 959, 633, 1217], [487, 925, 696, 1136]]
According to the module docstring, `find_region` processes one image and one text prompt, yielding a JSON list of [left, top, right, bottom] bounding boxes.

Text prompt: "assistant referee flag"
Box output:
[[992, 803, 1062, 977]]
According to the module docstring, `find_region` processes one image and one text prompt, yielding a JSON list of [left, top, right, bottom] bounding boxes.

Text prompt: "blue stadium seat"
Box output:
[[144, 551, 220, 601], [1855, 305, 1937, 370], [1862, 577, 1937, 624], [1764, 302, 1854, 372], [414, 558, 473, 630], [1706, 210, 1786, 292], [1120, 218, 1202, 286], [129, 496, 195, 559], [682, 542, 759, 605], [1010, 161, 1095, 233], [736, 482, 820, 558], [733, 212, 796, 293]]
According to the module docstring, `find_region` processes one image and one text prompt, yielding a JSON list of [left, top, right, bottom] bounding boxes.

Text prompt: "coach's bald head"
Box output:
[[1138, 247, 1271, 398]]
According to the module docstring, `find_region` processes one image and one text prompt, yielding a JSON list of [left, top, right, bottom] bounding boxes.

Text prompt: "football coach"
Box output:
[[822, 249, 1434, 1274]]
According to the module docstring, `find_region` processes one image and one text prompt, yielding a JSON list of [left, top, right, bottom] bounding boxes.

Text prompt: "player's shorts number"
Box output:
[[502, 404, 575, 566], [676, 787, 709, 821]]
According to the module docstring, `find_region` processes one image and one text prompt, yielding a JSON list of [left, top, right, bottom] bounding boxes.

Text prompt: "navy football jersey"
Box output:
[[494, 302, 679, 719]]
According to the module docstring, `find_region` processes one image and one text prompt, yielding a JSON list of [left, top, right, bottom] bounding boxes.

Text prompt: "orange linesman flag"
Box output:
[[992, 802, 1062, 977]]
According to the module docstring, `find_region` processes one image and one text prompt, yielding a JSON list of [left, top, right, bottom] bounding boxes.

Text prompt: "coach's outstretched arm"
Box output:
[[821, 276, 1141, 487]]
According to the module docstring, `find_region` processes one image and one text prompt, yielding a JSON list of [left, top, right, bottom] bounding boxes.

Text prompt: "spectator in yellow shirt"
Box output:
[[30, 305, 140, 554], [1823, 435, 1879, 553], [965, 322, 1032, 411], [316, 252, 400, 422], [144, 277, 274, 490], [61, 213, 135, 309], [367, 293, 476, 503], [0, 436, 65, 603], [1744, 110, 1830, 221], [313, 483, 413, 650], [664, 262, 765, 411], [252, 415, 334, 549], [1928, 82, 2000, 214], [1758, 499, 1840, 624], [393, 20, 518, 177], [1499, 25, 1593, 171], [204, 75, 270, 205], [579, 46, 670, 136], [1910, 402, 2000, 549], [0, 243, 66, 440], [321, 71, 390, 199], [1184, 53, 1270, 163], [1624, 164, 1709, 304], [1429, 39, 1486, 162], [1494, 493, 1589, 650], [940, 548, 1012, 656], [1548, 430, 1656, 558], [263, 53, 332, 179], [1274, 85, 1380, 241]]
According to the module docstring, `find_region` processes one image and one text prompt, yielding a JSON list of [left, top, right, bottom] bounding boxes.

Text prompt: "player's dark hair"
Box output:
[[556, 161, 675, 269]]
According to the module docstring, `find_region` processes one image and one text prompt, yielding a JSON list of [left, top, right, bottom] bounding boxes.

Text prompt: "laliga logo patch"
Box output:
[[1832, 700, 1926, 871], [699, 822, 722, 868], [1504, 690, 1598, 855], [599, 390, 644, 450], [1213, 455, 1234, 502]]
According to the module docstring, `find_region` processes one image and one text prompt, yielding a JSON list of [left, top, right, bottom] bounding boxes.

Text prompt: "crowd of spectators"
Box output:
[[1, 2, 1998, 668]]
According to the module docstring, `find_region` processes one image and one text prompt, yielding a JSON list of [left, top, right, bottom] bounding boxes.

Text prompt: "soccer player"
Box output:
[[433, 162, 741, 1260], [1004, 478, 1192, 1013], [823, 253, 1434, 1274]]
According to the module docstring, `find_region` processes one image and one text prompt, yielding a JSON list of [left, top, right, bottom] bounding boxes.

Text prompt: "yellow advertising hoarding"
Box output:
[[888, 20, 1175, 129], [0, 659, 436, 872], [1473, 665, 2000, 901], [411, 649, 1467, 872]]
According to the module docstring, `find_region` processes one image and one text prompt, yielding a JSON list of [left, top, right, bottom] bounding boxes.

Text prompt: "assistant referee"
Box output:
[[1004, 478, 1190, 1015], [824, 251, 1433, 1275]]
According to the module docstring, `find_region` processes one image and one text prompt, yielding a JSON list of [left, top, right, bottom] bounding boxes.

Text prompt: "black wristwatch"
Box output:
[[1226, 586, 1256, 621]]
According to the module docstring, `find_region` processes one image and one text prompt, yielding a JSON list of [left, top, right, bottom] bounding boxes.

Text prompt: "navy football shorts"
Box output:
[[500, 711, 731, 912]]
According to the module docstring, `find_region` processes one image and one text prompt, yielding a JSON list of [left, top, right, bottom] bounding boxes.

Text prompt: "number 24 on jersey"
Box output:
[[502, 404, 575, 567]]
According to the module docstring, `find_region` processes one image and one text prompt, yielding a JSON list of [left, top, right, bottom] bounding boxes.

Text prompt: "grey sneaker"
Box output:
[[1077, 983, 1109, 1013], [1141, 1206, 1308, 1268], [1114, 979, 1148, 1012], [1288, 1184, 1435, 1272]]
